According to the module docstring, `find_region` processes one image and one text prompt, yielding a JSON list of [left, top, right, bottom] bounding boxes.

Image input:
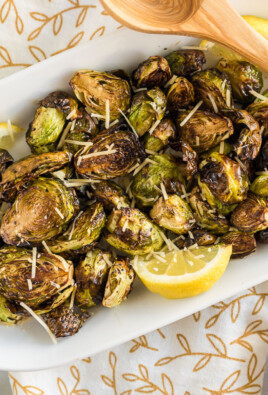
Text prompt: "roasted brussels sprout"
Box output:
[[128, 87, 167, 137], [75, 249, 112, 308], [216, 59, 263, 104], [91, 181, 130, 210], [247, 92, 268, 138], [132, 56, 172, 88], [201, 141, 233, 159], [191, 68, 232, 111], [230, 193, 268, 232], [103, 258, 135, 308], [0, 246, 73, 308], [175, 229, 216, 249], [0, 294, 22, 326], [250, 175, 268, 197], [131, 154, 187, 208], [70, 70, 131, 120], [167, 77, 194, 112], [177, 110, 234, 153], [189, 187, 229, 234], [27, 91, 79, 153], [256, 139, 268, 171], [105, 207, 163, 255], [48, 203, 106, 254], [198, 153, 249, 214], [221, 231, 256, 258], [181, 140, 198, 180], [142, 118, 176, 152], [0, 177, 78, 246], [225, 109, 262, 161], [63, 108, 98, 153], [0, 151, 72, 202], [256, 229, 268, 244], [74, 123, 145, 179], [165, 50, 206, 76], [42, 304, 89, 338], [150, 194, 194, 234], [0, 149, 13, 177]]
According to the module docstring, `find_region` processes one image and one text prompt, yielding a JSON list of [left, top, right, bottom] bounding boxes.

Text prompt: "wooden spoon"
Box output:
[[100, 0, 268, 72]]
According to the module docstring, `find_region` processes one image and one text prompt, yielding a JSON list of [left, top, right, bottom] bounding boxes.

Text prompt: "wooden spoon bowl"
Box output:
[[101, 0, 268, 72]]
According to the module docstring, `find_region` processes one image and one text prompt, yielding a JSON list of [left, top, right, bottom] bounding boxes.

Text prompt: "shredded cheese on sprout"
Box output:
[[31, 247, 37, 279], [57, 122, 72, 149], [180, 101, 203, 127], [105, 100, 110, 129]]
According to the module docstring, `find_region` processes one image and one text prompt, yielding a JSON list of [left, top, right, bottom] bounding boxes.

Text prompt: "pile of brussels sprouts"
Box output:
[[0, 47, 267, 339]]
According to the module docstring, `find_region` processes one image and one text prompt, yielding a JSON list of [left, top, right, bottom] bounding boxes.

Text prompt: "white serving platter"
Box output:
[[0, 0, 267, 372]]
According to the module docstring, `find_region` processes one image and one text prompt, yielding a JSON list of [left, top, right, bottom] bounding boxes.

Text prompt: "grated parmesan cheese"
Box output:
[[207, 93, 218, 113], [27, 279, 33, 291], [105, 100, 110, 129], [64, 140, 93, 146], [164, 74, 178, 88], [196, 136, 200, 146], [118, 108, 139, 137], [133, 87, 147, 93], [145, 149, 158, 155], [66, 109, 76, 120], [249, 90, 268, 102], [81, 149, 116, 159], [219, 141, 225, 154], [214, 237, 221, 245], [54, 207, 64, 219], [226, 89, 231, 107], [20, 302, 57, 344], [109, 119, 119, 127], [221, 79, 227, 91], [148, 120, 160, 135], [159, 231, 172, 251], [122, 220, 128, 232], [42, 240, 52, 254], [57, 122, 72, 149], [180, 101, 203, 127], [31, 247, 37, 279], [188, 230, 194, 239], [69, 284, 77, 309], [127, 162, 140, 174], [50, 281, 60, 289], [102, 254, 113, 267], [160, 182, 168, 200]]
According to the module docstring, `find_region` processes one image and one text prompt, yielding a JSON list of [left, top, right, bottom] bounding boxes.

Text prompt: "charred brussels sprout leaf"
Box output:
[[191, 68, 232, 111], [0, 177, 78, 246], [128, 87, 167, 137], [74, 124, 145, 179], [42, 304, 89, 338], [0, 151, 72, 202], [40, 91, 79, 119], [48, 203, 106, 254], [216, 59, 263, 104], [189, 187, 229, 234], [142, 118, 176, 152], [199, 153, 249, 214], [0, 294, 22, 326], [221, 231, 256, 258], [167, 77, 194, 112], [150, 194, 194, 234], [92, 181, 130, 210], [0, 149, 13, 176], [131, 154, 187, 208], [26, 107, 66, 153], [231, 193, 268, 233], [70, 70, 131, 120], [105, 208, 163, 255], [0, 246, 73, 308], [247, 93, 268, 139], [75, 249, 112, 308], [250, 174, 268, 197], [177, 110, 233, 153], [165, 50, 206, 76], [132, 56, 172, 88], [103, 258, 135, 308], [225, 109, 262, 161]]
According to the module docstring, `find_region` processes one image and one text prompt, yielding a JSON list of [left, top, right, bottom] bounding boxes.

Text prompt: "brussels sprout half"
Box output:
[[75, 249, 112, 308], [0, 294, 22, 326], [221, 231, 256, 258], [0, 246, 73, 308], [132, 56, 172, 88], [105, 207, 163, 255], [0, 177, 78, 246], [247, 91, 268, 139], [142, 118, 176, 152], [167, 77, 194, 112], [91, 181, 130, 210], [165, 50, 206, 76]]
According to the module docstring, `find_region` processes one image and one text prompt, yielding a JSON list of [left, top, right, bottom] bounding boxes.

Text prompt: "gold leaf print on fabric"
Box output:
[[0, 46, 30, 70], [206, 288, 268, 329], [81, 357, 91, 363], [123, 365, 174, 395], [28, 45, 47, 62], [90, 26, 105, 40], [51, 31, 84, 56], [230, 320, 268, 352], [57, 365, 90, 395], [203, 353, 265, 394], [157, 328, 166, 339], [193, 311, 201, 322], [155, 333, 245, 371], [101, 351, 118, 394], [0, 0, 23, 34], [9, 373, 44, 395], [28, 2, 96, 41], [129, 335, 158, 353]]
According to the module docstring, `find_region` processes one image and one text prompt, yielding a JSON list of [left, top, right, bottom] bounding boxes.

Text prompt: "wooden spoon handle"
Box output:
[[181, 0, 268, 71]]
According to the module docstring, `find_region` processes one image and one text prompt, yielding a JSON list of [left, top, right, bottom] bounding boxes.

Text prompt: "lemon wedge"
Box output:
[[199, 15, 268, 61], [0, 122, 24, 150], [133, 244, 232, 299]]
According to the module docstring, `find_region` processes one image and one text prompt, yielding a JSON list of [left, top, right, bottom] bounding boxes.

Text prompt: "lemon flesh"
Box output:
[[0, 122, 24, 150], [199, 15, 268, 61], [133, 245, 232, 299]]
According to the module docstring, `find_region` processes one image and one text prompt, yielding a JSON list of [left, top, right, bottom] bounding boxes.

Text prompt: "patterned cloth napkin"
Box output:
[[1, 1, 268, 394]]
